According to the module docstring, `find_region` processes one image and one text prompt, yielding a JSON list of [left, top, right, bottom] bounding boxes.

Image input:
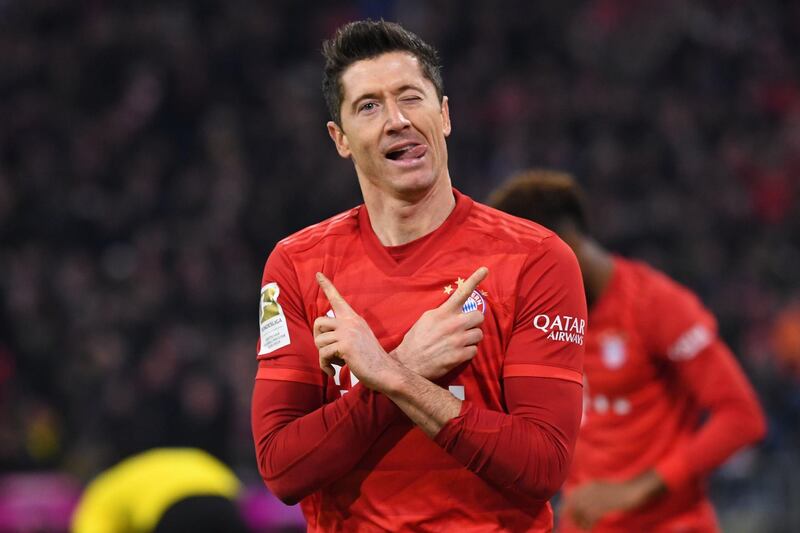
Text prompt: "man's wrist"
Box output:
[[387, 346, 404, 366], [630, 470, 666, 507], [369, 353, 412, 396], [387, 343, 419, 375]]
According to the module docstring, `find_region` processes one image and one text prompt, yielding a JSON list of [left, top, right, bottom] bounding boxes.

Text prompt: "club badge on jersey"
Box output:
[[462, 290, 486, 314], [600, 333, 627, 369]]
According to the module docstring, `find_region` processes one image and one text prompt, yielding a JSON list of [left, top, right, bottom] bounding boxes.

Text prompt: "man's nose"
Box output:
[[384, 101, 411, 132]]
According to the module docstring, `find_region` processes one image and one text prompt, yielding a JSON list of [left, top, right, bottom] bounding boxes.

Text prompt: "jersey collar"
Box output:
[[358, 188, 473, 277]]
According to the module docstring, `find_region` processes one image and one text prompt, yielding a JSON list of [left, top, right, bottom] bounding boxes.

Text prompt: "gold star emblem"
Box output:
[[443, 284, 454, 295], [480, 290, 489, 297], [455, 277, 465, 288]]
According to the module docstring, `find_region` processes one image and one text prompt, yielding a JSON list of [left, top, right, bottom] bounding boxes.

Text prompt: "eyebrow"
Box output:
[[349, 84, 426, 113]]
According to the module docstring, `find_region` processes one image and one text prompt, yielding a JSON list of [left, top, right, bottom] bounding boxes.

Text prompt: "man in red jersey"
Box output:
[[251, 20, 587, 532], [489, 170, 767, 532]]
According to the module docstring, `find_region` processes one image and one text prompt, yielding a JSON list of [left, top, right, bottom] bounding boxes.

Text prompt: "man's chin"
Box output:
[[390, 170, 436, 191], [358, 164, 445, 200]]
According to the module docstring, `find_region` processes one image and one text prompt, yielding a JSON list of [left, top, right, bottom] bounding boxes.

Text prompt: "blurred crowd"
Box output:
[[1, 0, 799, 530]]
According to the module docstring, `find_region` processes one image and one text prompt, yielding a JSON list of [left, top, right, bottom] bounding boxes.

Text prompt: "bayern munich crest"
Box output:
[[462, 290, 486, 314], [601, 334, 626, 369]]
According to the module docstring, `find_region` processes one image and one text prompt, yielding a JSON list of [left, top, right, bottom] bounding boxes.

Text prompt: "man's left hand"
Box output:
[[564, 470, 666, 530]]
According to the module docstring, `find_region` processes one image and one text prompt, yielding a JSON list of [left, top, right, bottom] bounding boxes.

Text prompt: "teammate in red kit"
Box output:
[[250, 21, 587, 532], [489, 170, 767, 532]]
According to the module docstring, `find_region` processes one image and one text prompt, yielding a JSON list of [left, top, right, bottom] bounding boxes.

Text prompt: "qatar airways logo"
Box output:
[[533, 314, 586, 345]]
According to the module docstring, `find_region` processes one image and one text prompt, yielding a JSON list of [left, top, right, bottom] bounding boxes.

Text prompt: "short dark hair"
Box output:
[[488, 169, 589, 233], [321, 19, 444, 125]]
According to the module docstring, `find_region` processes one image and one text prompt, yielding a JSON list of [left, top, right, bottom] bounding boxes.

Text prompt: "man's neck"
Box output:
[[571, 236, 614, 308], [361, 177, 456, 246]]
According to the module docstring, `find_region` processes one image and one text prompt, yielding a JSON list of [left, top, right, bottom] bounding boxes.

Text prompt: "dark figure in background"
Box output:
[[71, 447, 248, 533]]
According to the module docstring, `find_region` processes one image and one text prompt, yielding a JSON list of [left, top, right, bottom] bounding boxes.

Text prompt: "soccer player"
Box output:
[[250, 20, 587, 532], [489, 170, 767, 532]]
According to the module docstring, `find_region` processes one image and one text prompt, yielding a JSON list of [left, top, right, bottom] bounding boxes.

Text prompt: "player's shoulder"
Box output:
[[623, 258, 686, 292], [276, 206, 361, 255], [467, 200, 559, 250], [620, 258, 718, 356], [622, 257, 705, 311]]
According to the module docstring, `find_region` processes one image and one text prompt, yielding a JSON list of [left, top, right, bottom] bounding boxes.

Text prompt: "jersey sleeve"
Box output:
[[503, 235, 586, 385], [252, 379, 403, 504], [641, 274, 717, 362], [641, 276, 766, 490], [252, 243, 405, 503], [256, 243, 325, 386], [434, 376, 583, 503]]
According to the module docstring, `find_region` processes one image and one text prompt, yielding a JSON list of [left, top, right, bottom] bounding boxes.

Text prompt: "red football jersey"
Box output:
[[254, 190, 586, 532], [559, 257, 764, 532]]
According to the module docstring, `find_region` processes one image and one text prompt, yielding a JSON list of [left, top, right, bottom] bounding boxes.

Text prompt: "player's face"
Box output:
[[327, 51, 451, 199]]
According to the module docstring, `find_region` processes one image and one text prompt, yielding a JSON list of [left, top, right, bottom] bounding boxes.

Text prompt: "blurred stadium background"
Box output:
[[1, 0, 798, 531]]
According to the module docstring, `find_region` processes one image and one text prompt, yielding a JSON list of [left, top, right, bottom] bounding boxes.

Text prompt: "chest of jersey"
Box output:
[[314, 251, 516, 411], [582, 292, 663, 419]]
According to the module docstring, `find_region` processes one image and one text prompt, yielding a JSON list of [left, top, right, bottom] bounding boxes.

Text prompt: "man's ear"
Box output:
[[327, 121, 351, 159], [441, 96, 452, 137]]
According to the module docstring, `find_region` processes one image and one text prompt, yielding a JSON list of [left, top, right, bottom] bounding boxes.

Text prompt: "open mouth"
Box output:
[[386, 144, 427, 161]]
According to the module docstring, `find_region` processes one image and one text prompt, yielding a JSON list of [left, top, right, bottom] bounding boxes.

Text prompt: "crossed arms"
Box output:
[[252, 267, 583, 504]]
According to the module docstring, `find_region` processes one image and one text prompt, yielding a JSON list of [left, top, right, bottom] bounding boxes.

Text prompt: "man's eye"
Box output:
[[360, 102, 377, 112]]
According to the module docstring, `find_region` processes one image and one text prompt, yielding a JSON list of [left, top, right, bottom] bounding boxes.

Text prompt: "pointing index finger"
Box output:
[[445, 267, 488, 311], [316, 272, 355, 316]]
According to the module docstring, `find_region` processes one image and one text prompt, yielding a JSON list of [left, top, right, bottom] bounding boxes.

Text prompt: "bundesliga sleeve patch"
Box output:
[[258, 282, 291, 355]]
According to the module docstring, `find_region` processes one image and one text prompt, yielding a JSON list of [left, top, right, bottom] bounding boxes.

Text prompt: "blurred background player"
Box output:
[[489, 170, 766, 532], [70, 447, 248, 533]]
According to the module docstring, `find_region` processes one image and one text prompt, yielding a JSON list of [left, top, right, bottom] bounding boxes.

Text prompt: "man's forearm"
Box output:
[[377, 372, 581, 501], [654, 340, 767, 490], [252, 378, 402, 504], [378, 361, 463, 437]]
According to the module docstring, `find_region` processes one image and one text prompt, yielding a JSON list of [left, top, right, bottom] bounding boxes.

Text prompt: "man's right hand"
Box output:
[[392, 267, 488, 380]]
